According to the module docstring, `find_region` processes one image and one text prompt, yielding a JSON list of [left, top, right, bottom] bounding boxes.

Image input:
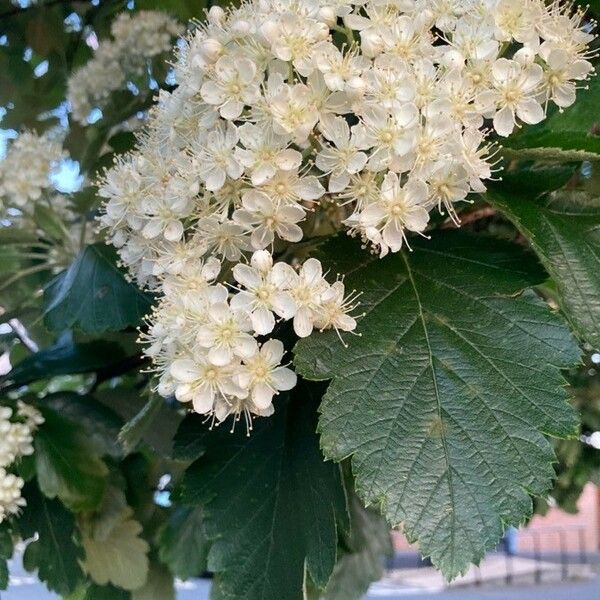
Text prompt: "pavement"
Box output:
[[365, 579, 600, 599], [1, 554, 599, 599]]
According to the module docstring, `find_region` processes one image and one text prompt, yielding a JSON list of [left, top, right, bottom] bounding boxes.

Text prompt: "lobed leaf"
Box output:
[[20, 483, 85, 596], [176, 380, 349, 600], [34, 406, 109, 512], [489, 188, 600, 349], [294, 232, 581, 578]]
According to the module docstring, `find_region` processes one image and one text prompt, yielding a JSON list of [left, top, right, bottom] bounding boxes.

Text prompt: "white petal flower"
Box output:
[[236, 339, 297, 410], [233, 191, 305, 249]]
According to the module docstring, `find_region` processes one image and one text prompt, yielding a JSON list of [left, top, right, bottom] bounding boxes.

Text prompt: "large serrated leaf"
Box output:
[[43, 243, 153, 334], [176, 380, 348, 600], [34, 406, 108, 512], [489, 188, 600, 349], [322, 479, 392, 600], [294, 232, 580, 579], [20, 483, 85, 596], [79, 487, 150, 591], [158, 506, 209, 581]]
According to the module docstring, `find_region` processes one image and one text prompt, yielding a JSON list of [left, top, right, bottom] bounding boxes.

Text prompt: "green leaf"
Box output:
[[43, 243, 153, 334], [81, 583, 130, 600], [502, 75, 600, 156], [323, 483, 392, 600], [0, 523, 11, 590], [20, 483, 85, 596], [119, 393, 166, 454], [489, 188, 600, 349], [500, 162, 578, 196], [0, 560, 7, 591], [135, 0, 208, 21], [80, 487, 150, 591], [0, 523, 13, 559], [131, 561, 175, 600], [294, 232, 580, 579], [171, 412, 210, 461], [158, 506, 209, 581], [0, 334, 127, 390], [33, 203, 68, 243], [34, 406, 108, 512], [177, 381, 348, 600], [44, 392, 124, 458], [0, 227, 40, 245]]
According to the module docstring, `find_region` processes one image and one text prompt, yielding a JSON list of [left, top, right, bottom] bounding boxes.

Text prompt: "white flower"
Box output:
[[195, 217, 252, 262], [162, 257, 221, 300], [478, 59, 545, 137], [170, 356, 247, 415], [362, 63, 416, 111], [357, 173, 430, 254], [259, 169, 325, 206], [288, 258, 329, 338], [540, 45, 593, 108], [235, 123, 301, 186], [493, 0, 540, 46], [0, 133, 65, 207], [313, 281, 358, 336], [427, 162, 471, 222], [261, 13, 328, 76], [67, 11, 182, 123], [192, 122, 243, 191], [201, 56, 261, 119], [269, 83, 319, 143], [354, 104, 419, 170], [231, 251, 296, 334], [380, 15, 434, 63], [313, 41, 370, 92], [0, 469, 26, 522], [233, 191, 305, 249], [196, 301, 257, 366], [316, 115, 368, 192], [236, 340, 297, 410]]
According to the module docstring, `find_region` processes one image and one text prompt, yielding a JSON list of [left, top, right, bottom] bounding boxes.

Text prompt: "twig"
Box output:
[[440, 206, 497, 229]]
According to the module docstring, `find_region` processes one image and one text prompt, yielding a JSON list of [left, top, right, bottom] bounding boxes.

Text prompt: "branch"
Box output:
[[440, 206, 497, 229]]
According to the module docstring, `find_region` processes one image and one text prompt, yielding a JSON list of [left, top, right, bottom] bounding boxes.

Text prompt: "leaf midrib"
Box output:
[[400, 252, 456, 569]]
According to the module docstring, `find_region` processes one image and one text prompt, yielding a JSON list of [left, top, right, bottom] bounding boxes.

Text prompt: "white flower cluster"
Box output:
[[0, 403, 44, 523], [67, 11, 183, 123], [99, 0, 593, 426], [0, 132, 65, 208], [143, 249, 357, 430]]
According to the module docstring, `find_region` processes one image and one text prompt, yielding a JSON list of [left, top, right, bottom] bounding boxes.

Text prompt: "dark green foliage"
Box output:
[[44, 244, 153, 334], [19, 484, 85, 596], [295, 232, 581, 578], [34, 406, 108, 512], [489, 188, 600, 348], [177, 381, 349, 600]]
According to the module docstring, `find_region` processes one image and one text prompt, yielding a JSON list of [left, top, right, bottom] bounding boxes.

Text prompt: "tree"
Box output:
[[0, 1, 598, 598]]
